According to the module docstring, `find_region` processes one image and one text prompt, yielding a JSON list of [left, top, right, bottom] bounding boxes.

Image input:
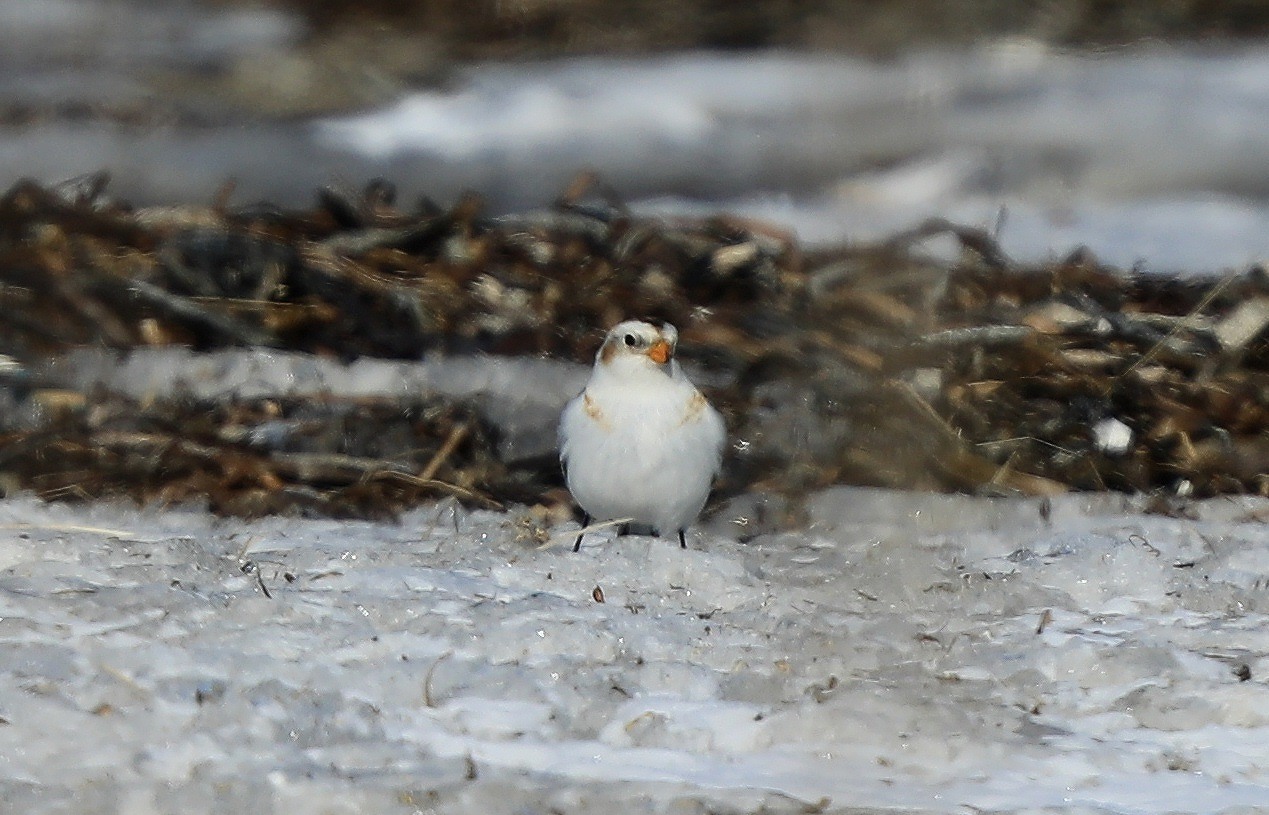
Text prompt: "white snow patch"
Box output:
[[0, 489, 1267, 812]]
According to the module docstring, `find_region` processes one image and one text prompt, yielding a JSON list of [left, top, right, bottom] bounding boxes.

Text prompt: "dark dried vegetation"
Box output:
[[0, 175, 1265, 520]]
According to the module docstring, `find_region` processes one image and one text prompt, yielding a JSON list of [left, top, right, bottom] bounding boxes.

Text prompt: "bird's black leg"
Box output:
[[678, 529, 687, 549], [572, 513, 591, 553]]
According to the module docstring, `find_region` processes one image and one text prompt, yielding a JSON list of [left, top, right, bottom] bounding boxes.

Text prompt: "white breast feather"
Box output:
[[560, 368, 724, 535]]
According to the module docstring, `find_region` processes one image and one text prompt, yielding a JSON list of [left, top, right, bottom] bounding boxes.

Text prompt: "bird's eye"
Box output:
[[623, 334, 638, 347]]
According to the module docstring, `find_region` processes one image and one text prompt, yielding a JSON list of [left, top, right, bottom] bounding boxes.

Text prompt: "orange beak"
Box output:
[[647, 339, 671, 365]]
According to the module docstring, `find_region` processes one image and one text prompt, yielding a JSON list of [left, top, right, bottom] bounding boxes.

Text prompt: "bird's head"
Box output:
[[595, 320, 678, 378]]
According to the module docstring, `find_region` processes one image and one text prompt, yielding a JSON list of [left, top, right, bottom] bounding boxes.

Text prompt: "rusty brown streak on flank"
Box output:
[[680, 391, 706, 426], [583, 393, 611, 431]]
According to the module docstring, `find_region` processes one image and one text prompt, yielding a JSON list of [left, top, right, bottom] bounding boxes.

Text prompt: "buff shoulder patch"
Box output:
[[680, 391, 708, 426], [583, 393, 612, 431]]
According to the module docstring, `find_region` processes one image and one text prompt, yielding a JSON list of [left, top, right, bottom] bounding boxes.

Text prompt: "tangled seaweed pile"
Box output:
[[0, 175, 1265, 519]]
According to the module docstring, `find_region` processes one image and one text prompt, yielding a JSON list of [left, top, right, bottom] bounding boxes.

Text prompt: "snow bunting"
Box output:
[[559, 320, 726, 551]]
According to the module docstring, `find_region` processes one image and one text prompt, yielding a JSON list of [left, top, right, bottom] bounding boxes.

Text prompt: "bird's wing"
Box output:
[[557, 390, 587, 470], [705, 401, 728, 478]]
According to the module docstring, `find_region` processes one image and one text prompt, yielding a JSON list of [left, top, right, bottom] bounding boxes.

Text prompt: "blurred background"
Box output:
[[6, 0, 1269, 270]]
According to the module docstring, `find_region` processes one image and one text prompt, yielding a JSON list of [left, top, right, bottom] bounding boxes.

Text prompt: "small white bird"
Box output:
[[559, 320, 726, 551]]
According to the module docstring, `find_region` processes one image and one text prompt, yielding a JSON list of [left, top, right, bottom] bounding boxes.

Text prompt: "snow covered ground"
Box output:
[[7, 1, 1269, 272], [2, 485, 1267, 813], [317, 48, 1269, 272]]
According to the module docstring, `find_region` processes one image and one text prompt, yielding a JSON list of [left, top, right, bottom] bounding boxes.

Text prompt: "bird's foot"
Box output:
[[572, 512, 592, 553]]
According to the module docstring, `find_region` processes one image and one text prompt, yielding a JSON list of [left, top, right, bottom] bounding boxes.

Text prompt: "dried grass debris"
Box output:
[[0, 176, 1264, 518]]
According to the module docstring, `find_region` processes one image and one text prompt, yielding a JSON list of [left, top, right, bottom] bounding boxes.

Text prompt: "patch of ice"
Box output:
[[1094, 416, 1134, 455]]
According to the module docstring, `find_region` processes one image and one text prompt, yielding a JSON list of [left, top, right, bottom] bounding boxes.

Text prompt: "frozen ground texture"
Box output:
[[1, 487, 1267, 814]]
